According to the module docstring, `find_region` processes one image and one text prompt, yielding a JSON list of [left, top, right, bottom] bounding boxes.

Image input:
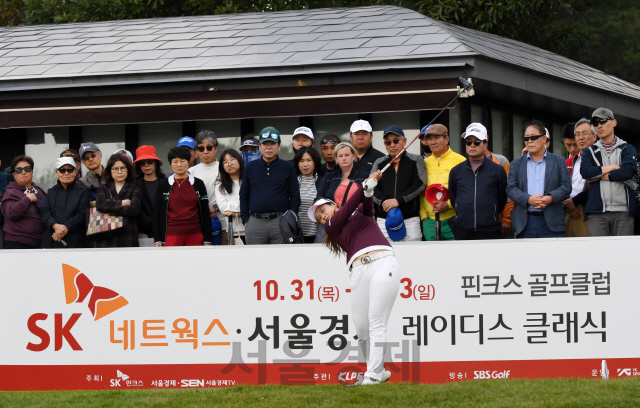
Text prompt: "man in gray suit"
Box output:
[[507, 120, 572, 238]]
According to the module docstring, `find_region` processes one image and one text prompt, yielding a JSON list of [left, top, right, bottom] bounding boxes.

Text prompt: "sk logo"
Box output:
[[62, 264, 128, 320]]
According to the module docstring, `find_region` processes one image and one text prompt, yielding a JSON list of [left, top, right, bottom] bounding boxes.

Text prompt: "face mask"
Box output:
[[420, 142, 432, 157], [242, 150, 262, 164]]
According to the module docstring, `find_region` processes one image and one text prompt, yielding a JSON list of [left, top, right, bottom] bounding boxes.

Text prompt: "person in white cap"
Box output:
[[448, 123, 508, 240], [40, 157, 90, 248], [291, 126, 315, 157], [308, 169, 399, 386], [350, 119, 385, 174]]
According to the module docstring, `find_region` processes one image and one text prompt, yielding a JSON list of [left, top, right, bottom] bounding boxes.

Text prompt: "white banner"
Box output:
[[1, 237, 638, 389]]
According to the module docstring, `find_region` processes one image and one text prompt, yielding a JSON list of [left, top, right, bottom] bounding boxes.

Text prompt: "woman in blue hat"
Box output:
[[308, 170, 401, 386]]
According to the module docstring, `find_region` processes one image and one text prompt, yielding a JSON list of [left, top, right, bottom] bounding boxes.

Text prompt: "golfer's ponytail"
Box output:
[[323, 233, 344, 257]]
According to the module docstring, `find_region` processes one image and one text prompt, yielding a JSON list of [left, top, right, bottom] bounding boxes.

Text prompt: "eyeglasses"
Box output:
[[14, 166, 33, 174], [384, 139, 403, 146], [57, 167, 75, 174], [82, 152, 98, 161], [465, 139, 483, 146], [523, 135, 545, 142], [590, 117, 611, 126], [575, 131, 595, 138], [261, 132, 279, 140], [197, 145, 214, 152], [320, 137, 339, 145], [111, 166, 127, 173]]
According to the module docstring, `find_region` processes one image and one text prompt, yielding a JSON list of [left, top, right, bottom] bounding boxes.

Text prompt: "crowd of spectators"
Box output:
[[0, 106, 638, 249]]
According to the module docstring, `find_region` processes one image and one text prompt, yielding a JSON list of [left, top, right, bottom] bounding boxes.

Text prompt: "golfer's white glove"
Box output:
[[363, 178, 377, 197]]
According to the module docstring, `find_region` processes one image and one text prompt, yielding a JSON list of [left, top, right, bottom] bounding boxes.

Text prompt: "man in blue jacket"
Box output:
[[580, 108, 638, 236], [449, 123, 507, 240], [507, 120, 572, 238]]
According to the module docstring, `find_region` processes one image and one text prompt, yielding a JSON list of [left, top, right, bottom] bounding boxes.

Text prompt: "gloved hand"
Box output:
[[363, 178, 377, 197]]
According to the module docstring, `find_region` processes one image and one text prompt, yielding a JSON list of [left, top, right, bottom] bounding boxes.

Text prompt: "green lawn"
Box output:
[[1, 378, 639, 408]]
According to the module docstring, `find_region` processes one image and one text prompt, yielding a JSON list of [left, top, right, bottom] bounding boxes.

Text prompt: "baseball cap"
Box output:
[[385, 208, 406, 242], [258, 127, 281, 143], [134, 145, 163, 165], [320, 135, 340, 145], [424, 124, 448, 138], [177, 136, 196, 149], [307, 198, 336, 224], [350, 120, 372, 133], [79, 142, 100, 158], [55, 157, 77, 170], [293, 126, 314, 141], [461, 123, 488, 140], [592, 107, 614, 120], [241, 139, 259, 149], [383, 125, 405, 138]]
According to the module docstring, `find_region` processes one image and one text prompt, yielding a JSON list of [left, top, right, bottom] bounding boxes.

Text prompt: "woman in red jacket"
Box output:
[[308, 170, 401, 386]]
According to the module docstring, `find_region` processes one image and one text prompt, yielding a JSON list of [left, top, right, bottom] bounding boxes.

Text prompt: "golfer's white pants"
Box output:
[[349, 256, 401, 381], [376, 216, 422, 242]]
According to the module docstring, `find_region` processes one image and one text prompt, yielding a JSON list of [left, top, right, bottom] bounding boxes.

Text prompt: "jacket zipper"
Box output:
[[473, 169, 477, 230]]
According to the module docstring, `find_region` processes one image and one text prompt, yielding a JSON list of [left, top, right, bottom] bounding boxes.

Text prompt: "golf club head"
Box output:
[[459, 77, 473, 91]]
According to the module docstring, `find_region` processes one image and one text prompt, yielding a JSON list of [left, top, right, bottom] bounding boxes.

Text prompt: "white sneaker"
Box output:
[[361, 370, 391, 385]]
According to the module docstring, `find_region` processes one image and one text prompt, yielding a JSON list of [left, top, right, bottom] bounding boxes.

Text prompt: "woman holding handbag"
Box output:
[[93, 154, 142, 248], [214, 149, 245, 244], [1, 155, 46, 249]]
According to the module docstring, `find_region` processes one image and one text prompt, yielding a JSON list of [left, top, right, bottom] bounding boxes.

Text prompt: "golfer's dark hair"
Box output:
[[168, 146, 191, 163], [523, 119, 547, 137], [293, 146, 322, 177], [323, 226, 345, 257], [562, 122, 576, 140], [218, 149, 244, 195], [103, 153, 135, 184]]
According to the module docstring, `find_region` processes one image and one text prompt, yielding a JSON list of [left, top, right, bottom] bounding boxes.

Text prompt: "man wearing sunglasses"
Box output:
[[319, 134, 340, 177], [190, 130, 227, 245], [78, 142, 103, 190], [370, 126, 426, 242], [240, 127, 301, 245], [580, 108, 638, 236], [507, 120, 571, 238], [448, 123, 507, 240]]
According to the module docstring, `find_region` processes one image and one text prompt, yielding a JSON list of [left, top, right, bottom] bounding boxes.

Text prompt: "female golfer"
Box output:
[[308, 170, 401, 385]]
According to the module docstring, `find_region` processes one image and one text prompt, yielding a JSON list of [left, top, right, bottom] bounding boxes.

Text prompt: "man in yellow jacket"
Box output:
[[419, 124, 466, 240]]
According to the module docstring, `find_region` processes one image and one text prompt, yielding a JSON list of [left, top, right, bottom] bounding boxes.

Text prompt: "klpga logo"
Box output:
[[473, 370, 511, 380], [337, 366, 364, 386]]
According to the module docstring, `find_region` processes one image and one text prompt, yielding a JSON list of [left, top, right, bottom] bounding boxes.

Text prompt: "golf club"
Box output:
[[364, 77, 474, 193]]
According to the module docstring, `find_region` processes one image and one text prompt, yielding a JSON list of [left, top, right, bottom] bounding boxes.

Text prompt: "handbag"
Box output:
[[228, 215, 244, 246], [86, 186, 127, 241]]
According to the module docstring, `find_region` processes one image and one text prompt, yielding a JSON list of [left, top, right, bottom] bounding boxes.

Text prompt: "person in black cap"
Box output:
[[79, 142, 104, 190], [319, 134, 340, 177], [370, 126, 426, 242]]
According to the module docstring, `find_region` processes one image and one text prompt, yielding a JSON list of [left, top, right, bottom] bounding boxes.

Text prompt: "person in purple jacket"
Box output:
[[1, 155, 46, 249], [308, 170, 401, 386]]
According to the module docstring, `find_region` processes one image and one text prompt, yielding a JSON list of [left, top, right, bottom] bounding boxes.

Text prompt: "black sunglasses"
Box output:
[[138, 159, 156, 166], [57, 167, 75, 174], [14, 166, 33, 174], [523, 135, 545, 142], [321, 137, 339, 145], [384, 139, 403, 146], [590, 117, 611, 126], [465, 139, 483, 146], [197, 145, 215, 152]]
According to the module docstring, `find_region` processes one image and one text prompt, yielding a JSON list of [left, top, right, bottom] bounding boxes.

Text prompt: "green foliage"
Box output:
[[0, 0, 24, 26]]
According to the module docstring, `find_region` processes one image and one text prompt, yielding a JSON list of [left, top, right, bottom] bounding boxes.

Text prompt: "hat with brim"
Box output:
[[308, 198, 336, 224], [425, 183, 449, 206], [55, 157, 77, 170], [385, 208, 406, 241], [591, 107, 614, 121], [258, 127, 281, 143], [177, 136, 196, 149], [134, 145, 163, 165]]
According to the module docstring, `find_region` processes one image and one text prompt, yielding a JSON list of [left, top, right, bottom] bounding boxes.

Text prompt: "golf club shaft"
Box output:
[[377, 78, 472, 175]]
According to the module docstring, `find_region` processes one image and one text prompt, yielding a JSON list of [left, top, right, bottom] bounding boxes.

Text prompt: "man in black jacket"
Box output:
[[370, 126, 426, 242], [350, 120, 385, 174], [448, 123, 507, 240]]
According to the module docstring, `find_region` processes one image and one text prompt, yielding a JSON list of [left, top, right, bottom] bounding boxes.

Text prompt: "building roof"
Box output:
[[0, 5, 638, 100]]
